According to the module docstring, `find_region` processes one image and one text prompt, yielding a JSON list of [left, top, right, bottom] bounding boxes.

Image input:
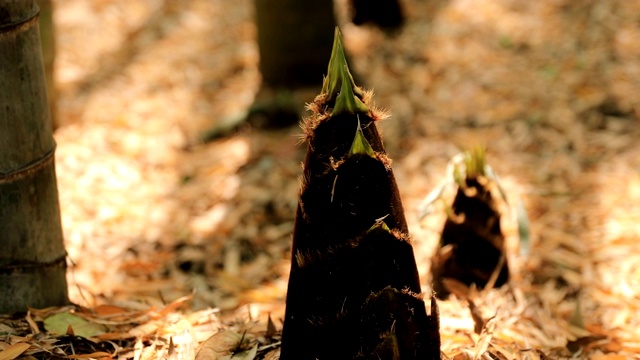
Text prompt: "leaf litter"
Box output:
[[1, 0, 639, 359]]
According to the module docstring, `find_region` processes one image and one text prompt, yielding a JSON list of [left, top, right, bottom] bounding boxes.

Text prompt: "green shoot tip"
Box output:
[[349, 118, 376, 157]]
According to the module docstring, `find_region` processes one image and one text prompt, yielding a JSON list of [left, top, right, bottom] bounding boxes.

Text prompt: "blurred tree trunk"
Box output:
[[36, 0, 57, 129], [0, 0, 68, 314], [254, 0, 335, 88], [204, 1, 406, 139], [239, 0, 337, 130], [210, 1, 401, 138], [202, 0, 336, 139]]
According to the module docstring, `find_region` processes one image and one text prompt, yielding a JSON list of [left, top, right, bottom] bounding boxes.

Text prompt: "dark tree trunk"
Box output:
[[200, 0, 336, 138], [0, 0, 68, 314], [254, 0, 335, 88]]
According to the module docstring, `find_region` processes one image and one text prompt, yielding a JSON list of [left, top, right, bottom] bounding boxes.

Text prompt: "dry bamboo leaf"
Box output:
[[488, 343, 516, 360], [590, 355, 628, 360], [460, 349, 475, 360], [129, 321, 161, 337], [25, 312, 39, 335], [195, 330, 246, 360], [473, 317, 496, 360], [67, 351, 113, 359], [261, 348, 280, 360], [467, 300, 485, 335], [0, 342, 31, 360], [139, 343, 157, 360], [154, 293, 195, 318], [93, 305, 130, 316], [132, 338, 143, 360]]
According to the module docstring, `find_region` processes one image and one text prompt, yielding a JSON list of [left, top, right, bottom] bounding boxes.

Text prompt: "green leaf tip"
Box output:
[[322, 27, 367, 115], [367, 214, 391, 233], [368, 220, 391, 233], [333, 68, 370, 115], [464, 146, 487, 178], [349, 118, 376, 157]]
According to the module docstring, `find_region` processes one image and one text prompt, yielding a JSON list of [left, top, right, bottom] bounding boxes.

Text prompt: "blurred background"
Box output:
[[42, 0, 639, 356]]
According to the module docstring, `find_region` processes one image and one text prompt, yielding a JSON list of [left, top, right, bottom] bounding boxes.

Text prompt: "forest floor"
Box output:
[[3, 0, 640, 359]]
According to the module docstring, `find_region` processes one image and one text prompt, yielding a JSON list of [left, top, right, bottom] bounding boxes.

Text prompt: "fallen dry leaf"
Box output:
[[67, 351, 113, 359], [195, 330, 253, 360], [0, 342, 30, 360]]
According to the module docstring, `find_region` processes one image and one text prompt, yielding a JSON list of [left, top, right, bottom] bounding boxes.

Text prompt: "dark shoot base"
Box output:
[[280, 28, 440, 359], [432, 176, 509, 299], [283, 229, 435, 359]]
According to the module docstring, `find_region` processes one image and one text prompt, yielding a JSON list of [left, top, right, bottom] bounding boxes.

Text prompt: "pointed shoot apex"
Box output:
[[368, 214, 392, 233], [333, 66, 369, 115], [322, 27, 364, 103], [367, 220, 391, 234], [349, 119, 376, 157], [464, 146, 487, 178]]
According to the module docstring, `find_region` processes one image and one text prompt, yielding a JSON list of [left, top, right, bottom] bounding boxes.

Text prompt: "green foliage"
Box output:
[[349, 120, 376, 157], [321, 28, 364, 101], [44, 312, 106, 338]]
